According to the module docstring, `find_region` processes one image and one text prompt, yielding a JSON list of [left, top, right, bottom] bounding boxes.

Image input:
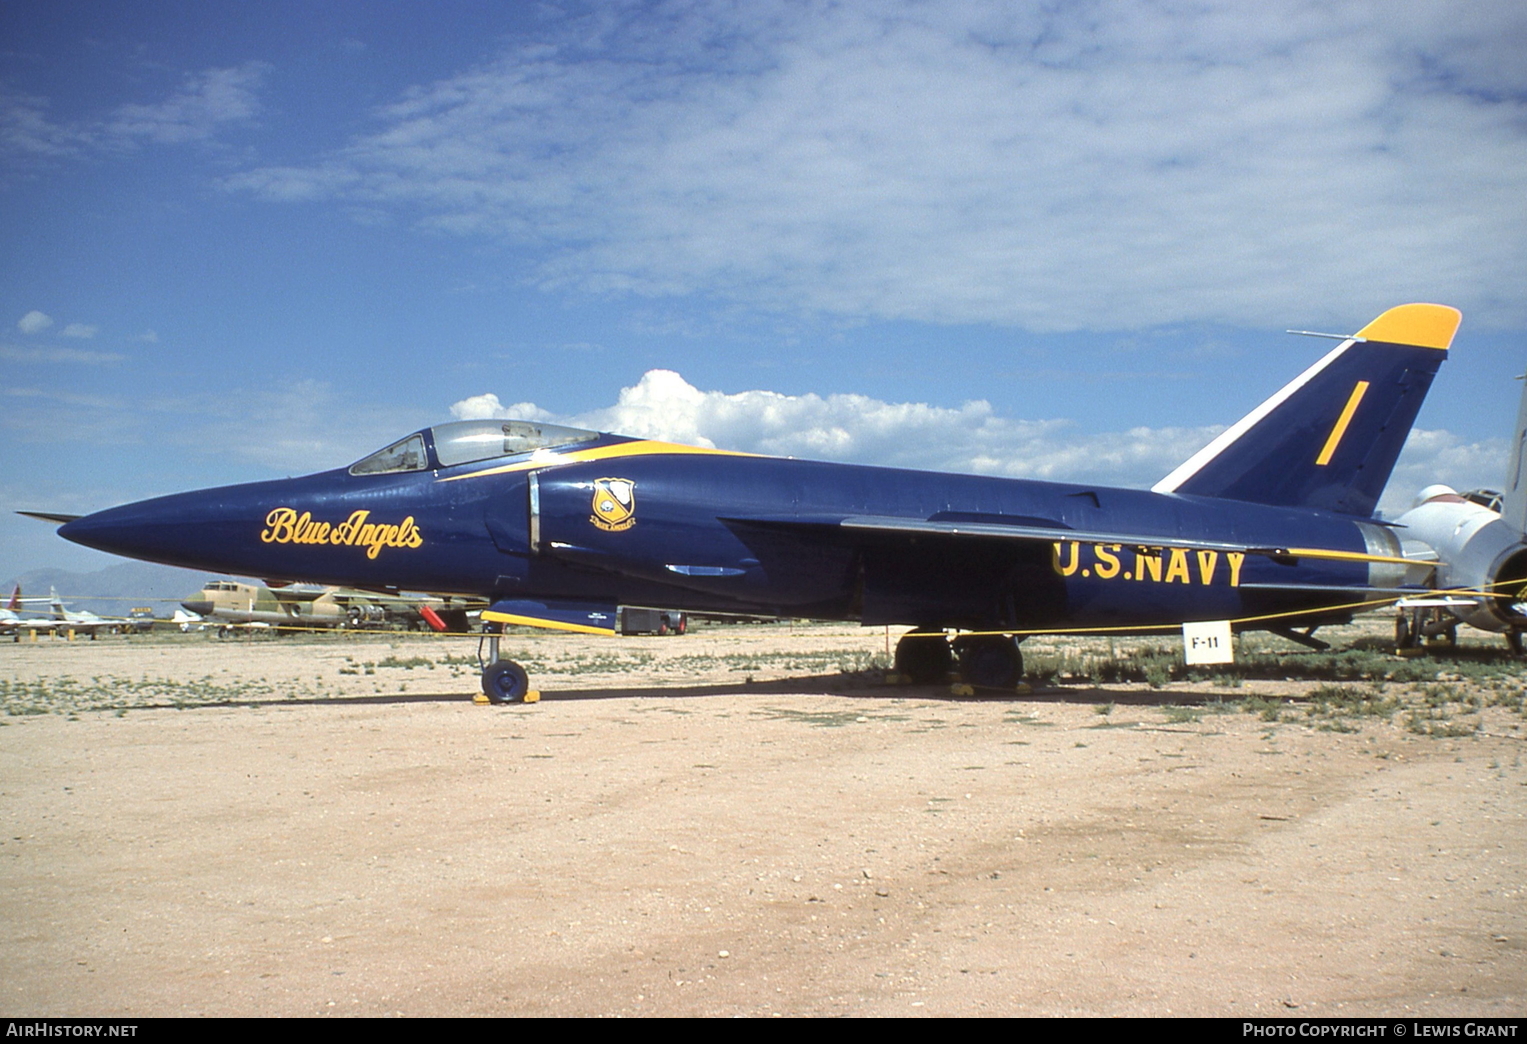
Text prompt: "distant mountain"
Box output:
[[2, 562, 253, 619]]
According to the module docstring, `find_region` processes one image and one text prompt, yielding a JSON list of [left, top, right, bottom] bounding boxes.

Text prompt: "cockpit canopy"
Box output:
[[348, 419, 601, 476]]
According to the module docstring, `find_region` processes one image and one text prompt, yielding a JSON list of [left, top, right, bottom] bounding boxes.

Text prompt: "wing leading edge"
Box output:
[[727, 513, 1420, 568]]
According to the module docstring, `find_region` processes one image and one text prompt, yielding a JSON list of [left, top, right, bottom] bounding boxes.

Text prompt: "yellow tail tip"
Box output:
[[1356, 304, 1462, 350]]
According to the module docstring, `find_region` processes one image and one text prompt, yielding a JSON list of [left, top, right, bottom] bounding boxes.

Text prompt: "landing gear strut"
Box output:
[[1395, 607, 1458, 651], [479, 626, 531, 704]]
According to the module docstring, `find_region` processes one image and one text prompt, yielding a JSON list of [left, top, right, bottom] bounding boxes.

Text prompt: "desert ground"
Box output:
[[2, 619, 1524, 1017]]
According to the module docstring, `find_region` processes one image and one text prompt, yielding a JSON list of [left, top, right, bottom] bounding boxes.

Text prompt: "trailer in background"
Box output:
[[618, 608, 687, 636]]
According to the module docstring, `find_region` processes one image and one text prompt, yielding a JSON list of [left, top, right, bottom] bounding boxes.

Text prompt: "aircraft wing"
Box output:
[[726, 514, 1420, 568]]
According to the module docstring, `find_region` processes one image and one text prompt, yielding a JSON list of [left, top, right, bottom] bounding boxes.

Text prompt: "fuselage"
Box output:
[[58, 432, 1403, 634]]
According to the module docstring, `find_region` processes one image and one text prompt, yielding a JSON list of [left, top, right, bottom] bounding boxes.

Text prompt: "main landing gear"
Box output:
[[479, 625, 532, 704], [894, 630, 1024, 689], [1394, 607, 1457, 652]]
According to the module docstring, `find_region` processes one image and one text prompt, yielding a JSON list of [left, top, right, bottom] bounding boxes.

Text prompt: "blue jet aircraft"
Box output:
[[35, 304, 1488, 702]]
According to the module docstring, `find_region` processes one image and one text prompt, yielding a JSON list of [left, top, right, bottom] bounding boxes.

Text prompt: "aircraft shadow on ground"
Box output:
[[102, 672, 1257, 711]]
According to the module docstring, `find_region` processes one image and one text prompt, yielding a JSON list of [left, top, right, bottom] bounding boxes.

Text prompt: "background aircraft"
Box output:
[[37, 304, 1491, 702], [1388, 376, 1527, 652], [44, 586, 119, 637], [180, 579, 480, 634], [0, 585, 56, 638]]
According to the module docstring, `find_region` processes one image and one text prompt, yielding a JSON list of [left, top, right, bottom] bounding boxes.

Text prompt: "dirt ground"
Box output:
[[1, 621, 1524, 1017]]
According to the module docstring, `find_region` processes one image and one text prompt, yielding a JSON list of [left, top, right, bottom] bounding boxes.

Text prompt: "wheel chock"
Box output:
[[950, 682, 975, 696], [475, 690, 540, 704], [1013, 682, 1033, 695], [883, 671, 910, 685]]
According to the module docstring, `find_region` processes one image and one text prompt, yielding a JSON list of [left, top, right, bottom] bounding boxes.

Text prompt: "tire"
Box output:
[[481, 659, 530, 704], [956, 636, 1023, 689], [895, 632, 952, 684], [1395, 612, 1414, 650]]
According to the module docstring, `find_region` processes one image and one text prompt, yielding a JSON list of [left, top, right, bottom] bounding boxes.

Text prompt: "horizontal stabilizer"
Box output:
[[483, 598, 618, 636], [17, 511, 82, 525]]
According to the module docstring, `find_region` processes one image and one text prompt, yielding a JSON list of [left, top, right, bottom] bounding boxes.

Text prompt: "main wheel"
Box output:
[[956, 635, 1023, 689], [1508, 631, 1524, 656], [481, 659, 530, 704], [1395, 612, 1415, 650], [895, 632, 952, 684]]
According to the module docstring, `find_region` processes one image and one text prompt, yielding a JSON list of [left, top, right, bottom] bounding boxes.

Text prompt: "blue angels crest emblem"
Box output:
[[590, 477, 636, 532]]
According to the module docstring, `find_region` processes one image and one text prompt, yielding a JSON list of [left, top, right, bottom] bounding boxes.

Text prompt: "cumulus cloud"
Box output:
[[17, 311, 52, 334], [453, 368, 1222, 488], [231, 0, 1527, 331], [1384, 429, 1514, 514], [60, 323, 97, 339], [454, 368, 1510, 506]]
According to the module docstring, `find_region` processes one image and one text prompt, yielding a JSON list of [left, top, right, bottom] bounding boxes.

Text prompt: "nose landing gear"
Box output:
[[479, 626, 535, 704]]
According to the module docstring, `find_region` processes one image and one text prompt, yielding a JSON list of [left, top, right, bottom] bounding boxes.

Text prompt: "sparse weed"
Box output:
[[1240, 695, 1285, 722], [1305, 683, 1401, 722]]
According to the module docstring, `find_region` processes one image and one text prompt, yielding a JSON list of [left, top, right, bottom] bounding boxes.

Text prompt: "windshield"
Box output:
[[348, 419, 602, 476], [349, 433, 428, 476], [431, 420, 599, 467]]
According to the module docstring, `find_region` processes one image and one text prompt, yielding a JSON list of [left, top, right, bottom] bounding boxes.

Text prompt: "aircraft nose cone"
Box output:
[[57, 489, 247, 572], [181, 601, 213, 616], [60, 500, 188, 559]]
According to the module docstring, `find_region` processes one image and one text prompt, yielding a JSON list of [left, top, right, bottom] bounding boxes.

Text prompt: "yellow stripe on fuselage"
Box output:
[[1284, 546, 1425, 567], [481, 610, 617, 636], [437, 440, 756, 483], [1314, 381, 1369, 466]]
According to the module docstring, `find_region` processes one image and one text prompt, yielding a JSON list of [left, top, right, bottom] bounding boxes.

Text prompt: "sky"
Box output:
[[3, 0, 1525, 583]]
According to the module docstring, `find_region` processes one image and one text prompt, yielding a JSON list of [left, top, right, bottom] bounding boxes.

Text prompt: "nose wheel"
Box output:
[[482, 658, 530, 704], [478, 627, 534, 704]]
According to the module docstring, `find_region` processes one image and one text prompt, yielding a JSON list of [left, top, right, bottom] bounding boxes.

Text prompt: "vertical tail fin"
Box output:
[[6, 585, 18, 612], [1153, 304, 1461, 517]]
